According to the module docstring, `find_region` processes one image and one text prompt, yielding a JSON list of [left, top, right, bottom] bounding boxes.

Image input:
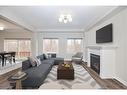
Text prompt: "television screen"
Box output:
[[96, 23, 113, 43]]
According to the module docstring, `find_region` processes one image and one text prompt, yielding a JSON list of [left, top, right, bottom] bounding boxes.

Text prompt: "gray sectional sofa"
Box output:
[[22, 54, 64, 88]]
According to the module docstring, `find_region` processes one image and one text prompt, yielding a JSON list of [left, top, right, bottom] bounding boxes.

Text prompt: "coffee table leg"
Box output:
[[16, 80, 22, 89], [2, 55, 4, 67]]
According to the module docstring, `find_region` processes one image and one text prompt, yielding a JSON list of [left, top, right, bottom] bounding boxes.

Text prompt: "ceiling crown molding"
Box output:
[[0, 9, 35, 32], [85, 6, 127, 32], [36, 29, 84, 33]]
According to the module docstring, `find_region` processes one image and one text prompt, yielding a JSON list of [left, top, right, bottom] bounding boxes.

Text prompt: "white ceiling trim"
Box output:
[[0, 6, 125, 33], [0, 9, 35, 32], [84, 6, 118, 31], [85, 6, 127, 32], [36, 29, 84, 32]]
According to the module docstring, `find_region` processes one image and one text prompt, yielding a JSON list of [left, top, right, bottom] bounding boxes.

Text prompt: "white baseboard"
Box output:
[[115, 76, 127, 86]]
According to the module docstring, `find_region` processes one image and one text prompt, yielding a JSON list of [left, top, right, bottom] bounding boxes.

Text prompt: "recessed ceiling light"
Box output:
[[0, 27, 4, 30]]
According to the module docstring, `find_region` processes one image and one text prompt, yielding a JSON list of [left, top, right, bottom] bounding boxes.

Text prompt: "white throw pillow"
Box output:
[[35, 57, 41, 66], [28, 57, 37, 67]]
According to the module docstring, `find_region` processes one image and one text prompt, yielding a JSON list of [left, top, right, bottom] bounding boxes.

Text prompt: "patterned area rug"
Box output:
[[40, 63, 101, 89]]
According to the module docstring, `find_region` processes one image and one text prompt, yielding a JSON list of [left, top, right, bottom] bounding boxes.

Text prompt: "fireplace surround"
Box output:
[[86, 46, 117, 78]]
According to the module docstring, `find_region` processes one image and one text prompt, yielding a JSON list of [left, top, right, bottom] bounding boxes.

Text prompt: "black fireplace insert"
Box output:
[[90, 53, 100, 74]]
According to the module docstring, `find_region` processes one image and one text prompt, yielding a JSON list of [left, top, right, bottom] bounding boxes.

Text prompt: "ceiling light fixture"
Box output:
[[0, 27, 4, 30], [59, 14, 72, 23]]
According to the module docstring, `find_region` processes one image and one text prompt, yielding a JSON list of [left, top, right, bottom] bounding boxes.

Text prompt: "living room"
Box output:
[[0, 1, 127, 94]]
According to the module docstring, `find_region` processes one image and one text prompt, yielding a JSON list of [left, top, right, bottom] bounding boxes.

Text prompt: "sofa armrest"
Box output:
[[22, 60, 31, 71]]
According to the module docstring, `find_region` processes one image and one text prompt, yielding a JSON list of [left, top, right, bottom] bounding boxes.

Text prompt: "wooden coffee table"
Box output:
[[57, 63, 74, 80], [9, 71, 27, 89]]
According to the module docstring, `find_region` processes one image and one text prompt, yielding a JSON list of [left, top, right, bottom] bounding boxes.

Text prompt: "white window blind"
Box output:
[[43, 38, 59, 53], [4, 39, 31, 59], [67, 38, 82, 53]]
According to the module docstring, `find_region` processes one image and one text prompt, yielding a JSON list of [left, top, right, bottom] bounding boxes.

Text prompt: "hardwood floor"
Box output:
[[0, 62, 127, 89], [81, 62, 127, 89], [0, 68, 21, 89]]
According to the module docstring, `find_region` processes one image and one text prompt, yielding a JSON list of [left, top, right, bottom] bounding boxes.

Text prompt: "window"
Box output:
[[4, 39, 31, 59], [43, 38, 58, 53], [67, 38, 82, 53]]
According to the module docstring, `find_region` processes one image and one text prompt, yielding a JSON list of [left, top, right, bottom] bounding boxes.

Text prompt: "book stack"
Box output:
[[11, 71, 26, 80]]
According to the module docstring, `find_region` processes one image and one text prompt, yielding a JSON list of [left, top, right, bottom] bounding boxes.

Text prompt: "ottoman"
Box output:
[[53, 58, 64, 65]]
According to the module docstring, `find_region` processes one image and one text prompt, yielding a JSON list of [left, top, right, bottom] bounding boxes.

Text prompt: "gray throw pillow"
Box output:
[[48, 54, 52, 58], [37, 55, 44, 61], [43, 54, 48, 59]]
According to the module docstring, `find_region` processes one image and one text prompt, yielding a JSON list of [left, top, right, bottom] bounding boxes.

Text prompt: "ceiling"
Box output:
[[0, 6, 119, 32], [0, 17, 31, 32], [0, 18, 22, 30]]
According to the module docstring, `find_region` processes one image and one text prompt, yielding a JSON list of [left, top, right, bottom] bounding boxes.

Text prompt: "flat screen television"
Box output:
[[96, 23, 113, 43]]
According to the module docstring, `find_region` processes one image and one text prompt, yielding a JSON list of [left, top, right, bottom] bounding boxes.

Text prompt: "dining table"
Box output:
[[0, 51, 16, 67]]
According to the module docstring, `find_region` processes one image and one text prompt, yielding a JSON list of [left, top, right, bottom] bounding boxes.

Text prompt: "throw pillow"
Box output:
[[51, 53, 56, 58], [48, 54, 52, 58], [43, 54, 48, 59], [28, 57, 37, 67], [37, 55, 44, 61], [35, 57, 41, 66]]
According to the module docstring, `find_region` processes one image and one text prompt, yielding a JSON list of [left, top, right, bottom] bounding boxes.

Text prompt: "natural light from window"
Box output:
[[4, 39, 31, 60], [67, 38, 82, 53], [43, 38, 59, 53]]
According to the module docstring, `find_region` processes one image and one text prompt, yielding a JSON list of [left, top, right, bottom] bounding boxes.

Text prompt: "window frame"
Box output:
[[4, 38, 31, 59], [67, 38, 83, 54], [42, 38, 59, 54]]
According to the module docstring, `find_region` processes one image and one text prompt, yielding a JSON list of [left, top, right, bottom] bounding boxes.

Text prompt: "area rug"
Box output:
[[39, 63, 102, 89]]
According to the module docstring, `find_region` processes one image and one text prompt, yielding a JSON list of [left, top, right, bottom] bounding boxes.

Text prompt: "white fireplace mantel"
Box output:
[[86, 45, 118, 49], [86, 45, 117, 79]]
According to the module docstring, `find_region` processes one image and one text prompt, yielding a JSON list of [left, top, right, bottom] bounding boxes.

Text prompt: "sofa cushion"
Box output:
[[24, 63, 51, 78], [52, 57, 64, 65], [22, 63, 52, 87], [41, 59, 54, 66]]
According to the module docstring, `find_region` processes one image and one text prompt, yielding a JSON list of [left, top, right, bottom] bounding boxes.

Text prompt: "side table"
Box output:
[[9, 71, 27, 89]]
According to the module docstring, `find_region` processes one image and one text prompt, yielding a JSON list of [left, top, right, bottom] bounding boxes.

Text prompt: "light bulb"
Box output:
[[64, 19, 67, 23], [59, 18, 62, 22], [0, 27, 4, 30]]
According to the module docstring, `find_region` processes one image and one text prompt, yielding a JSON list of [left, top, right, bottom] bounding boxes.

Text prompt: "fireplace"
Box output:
[[90, 53, 100, 75]]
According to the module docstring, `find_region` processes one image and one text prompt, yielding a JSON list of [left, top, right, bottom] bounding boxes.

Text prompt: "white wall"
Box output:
[[85, 8, 127, 85], [0, 30, 37, 56], [0, 31, 84, 59], [38, 32, 83, 59], [37, 32, 84, 59]]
